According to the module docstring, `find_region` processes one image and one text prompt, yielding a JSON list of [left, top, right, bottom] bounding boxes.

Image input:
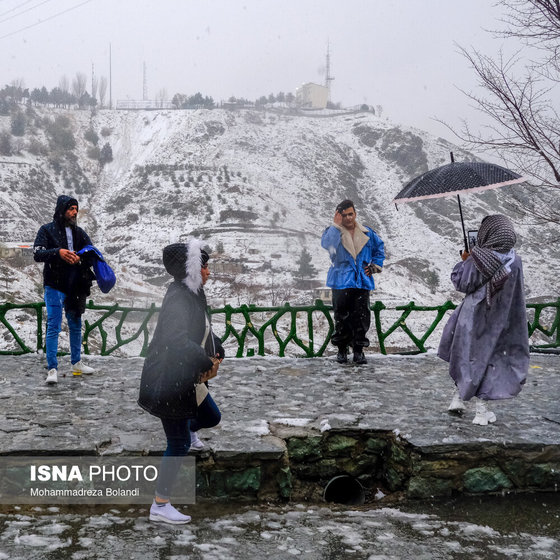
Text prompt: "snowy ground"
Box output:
[[1, 495, 559, 559]]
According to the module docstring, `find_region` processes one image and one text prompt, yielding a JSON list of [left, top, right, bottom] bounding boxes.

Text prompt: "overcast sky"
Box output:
[[1, 0, 510, 141]]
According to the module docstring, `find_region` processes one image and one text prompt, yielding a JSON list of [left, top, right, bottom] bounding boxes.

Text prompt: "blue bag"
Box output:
[[77, 245, 116, 294], [93, 258, 116, 293]]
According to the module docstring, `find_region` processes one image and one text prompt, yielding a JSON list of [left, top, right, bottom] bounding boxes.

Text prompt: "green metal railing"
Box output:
[[1, 299, 559, 357]]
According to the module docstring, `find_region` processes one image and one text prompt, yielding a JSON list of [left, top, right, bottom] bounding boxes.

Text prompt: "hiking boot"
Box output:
[[71, 361, 95, 376], [448, 388, 466, 414], [190, 431, 205, 451], [149, 501, 191, 524], [472, 399, 497, 426], [45, 368, 58, 384], [335, 349, 348, 364], [353, 351, 367, 364]]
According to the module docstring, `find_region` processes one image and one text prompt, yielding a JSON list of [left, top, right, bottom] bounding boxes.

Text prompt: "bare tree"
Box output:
[[496, 0, 560, 73], [72, 72, 87, 99], [10, 77, 25, 90], [59, 75, 69, 93], [91, 75, 98, 102], [155, 88, 168, 108], [10, 78, 25, 101], [98, 76, 108, 108], [449, 0, 560, 223]]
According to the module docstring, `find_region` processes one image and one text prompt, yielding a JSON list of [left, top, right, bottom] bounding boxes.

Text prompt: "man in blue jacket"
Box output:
[[33, 195, 95, 384], [321, 199, 385, 364]]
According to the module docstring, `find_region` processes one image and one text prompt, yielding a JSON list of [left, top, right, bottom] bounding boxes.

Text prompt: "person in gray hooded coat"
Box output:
[[438, 214, 529, 425]]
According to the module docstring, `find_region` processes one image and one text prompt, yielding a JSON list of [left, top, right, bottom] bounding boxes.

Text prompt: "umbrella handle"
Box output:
[[457, 195, 469, 253]]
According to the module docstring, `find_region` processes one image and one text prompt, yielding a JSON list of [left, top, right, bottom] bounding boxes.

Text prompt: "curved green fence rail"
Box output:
[[0, 299, 559, 357]]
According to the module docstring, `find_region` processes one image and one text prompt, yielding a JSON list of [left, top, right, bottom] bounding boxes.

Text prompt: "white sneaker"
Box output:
[[472, 400, 497, 425], [190, 431, 205, 451], [448, 388, 466, 414], [45, 368, 58, 384], [149, 501, 191, 524], [71, 361, 95, 376]]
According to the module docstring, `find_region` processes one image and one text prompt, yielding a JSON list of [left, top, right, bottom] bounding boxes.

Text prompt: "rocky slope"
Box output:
[[1, 106, 558, 311]]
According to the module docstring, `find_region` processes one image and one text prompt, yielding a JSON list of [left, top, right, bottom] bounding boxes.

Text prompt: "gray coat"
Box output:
[[438, 254, 529, 401]]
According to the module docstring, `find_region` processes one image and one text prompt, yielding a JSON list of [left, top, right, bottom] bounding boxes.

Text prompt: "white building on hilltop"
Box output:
[[295, 82, 328, 109]]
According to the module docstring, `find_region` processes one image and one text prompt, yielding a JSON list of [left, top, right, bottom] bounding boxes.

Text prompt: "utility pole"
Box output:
[[143, 62, 148, 101], [109, 43, 112, 109], [325, 41, 335, 104]]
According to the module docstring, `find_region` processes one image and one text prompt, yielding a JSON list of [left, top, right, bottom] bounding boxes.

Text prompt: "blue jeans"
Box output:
[[44, 286, 82, 370], [155, 393, 221, 499]]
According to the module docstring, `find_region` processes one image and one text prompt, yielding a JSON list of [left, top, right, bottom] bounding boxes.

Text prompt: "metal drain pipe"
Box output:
[[323, 475, 365, 505]]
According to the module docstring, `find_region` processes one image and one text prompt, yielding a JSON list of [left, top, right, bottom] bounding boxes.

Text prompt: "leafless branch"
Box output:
[[440, 2, 560, 223], [449, 45, 560, 189]]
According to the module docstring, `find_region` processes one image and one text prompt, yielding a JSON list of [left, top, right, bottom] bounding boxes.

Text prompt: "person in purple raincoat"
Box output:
[[438, 214, 529, 425]]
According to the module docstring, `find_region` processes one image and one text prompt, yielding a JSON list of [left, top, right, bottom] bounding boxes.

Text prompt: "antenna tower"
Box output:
[[325, 41, 335, 103]]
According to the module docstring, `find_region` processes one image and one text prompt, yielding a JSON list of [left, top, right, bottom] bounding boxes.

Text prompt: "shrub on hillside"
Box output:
[[99, 142, 113, 166], [0, 131, 12, 155], [87, 146, 101, 160], [10, 111, 26, 136], [75, 179, 92, 195], [27, 138, 48, 156], [55, 115, 71, 128], [84, 128, 99, 145], [46, 116, 76, 151], [0, 98, 16, 115]]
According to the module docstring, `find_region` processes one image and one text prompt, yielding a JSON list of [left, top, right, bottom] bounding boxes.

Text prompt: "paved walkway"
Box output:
[[1, 353, 559, 559], [1, 352, 558, 456]]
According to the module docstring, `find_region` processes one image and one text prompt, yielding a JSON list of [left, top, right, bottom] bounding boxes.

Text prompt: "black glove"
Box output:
[[364, 262, 382, 275]]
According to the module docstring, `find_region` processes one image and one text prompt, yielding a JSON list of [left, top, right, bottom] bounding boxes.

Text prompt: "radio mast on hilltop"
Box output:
[[325, 41, 335, 104]]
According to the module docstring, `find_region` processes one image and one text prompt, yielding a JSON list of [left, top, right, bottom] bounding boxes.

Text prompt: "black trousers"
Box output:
[[331, 288, 371, 351]]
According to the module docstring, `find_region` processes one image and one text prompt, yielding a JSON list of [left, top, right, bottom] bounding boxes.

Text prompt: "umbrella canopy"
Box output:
[[393, 154, 527, 251], [393, 160, 526, 204]]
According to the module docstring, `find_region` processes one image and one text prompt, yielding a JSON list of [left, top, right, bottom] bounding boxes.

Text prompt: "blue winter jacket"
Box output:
[[321, 224, 385, 290]]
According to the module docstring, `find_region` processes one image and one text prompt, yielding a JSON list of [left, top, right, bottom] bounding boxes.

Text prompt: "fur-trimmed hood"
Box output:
[[162, 238, 207, 293]]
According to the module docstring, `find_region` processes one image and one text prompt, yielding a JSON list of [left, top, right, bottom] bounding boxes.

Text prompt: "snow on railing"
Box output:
[[0, 299, 558, 357]]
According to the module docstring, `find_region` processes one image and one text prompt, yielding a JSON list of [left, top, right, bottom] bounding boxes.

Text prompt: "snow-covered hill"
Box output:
[[1, 106, 558, 312]]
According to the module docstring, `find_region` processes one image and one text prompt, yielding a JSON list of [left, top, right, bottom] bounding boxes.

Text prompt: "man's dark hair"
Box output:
[[336, 199, 355, 213]]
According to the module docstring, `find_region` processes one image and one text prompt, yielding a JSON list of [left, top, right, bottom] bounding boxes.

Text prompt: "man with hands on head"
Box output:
[[321, 199, 385, 365]]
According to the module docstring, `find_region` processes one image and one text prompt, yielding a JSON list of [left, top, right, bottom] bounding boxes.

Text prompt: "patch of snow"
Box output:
[[460, 523, 499, 537], [374, 489, 386, 500], [245, 420, 270, 435], [273, 417, 312, 426]]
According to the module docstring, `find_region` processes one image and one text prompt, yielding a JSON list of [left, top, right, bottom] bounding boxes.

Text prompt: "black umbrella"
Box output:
[[393, 153, 527, 251]]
